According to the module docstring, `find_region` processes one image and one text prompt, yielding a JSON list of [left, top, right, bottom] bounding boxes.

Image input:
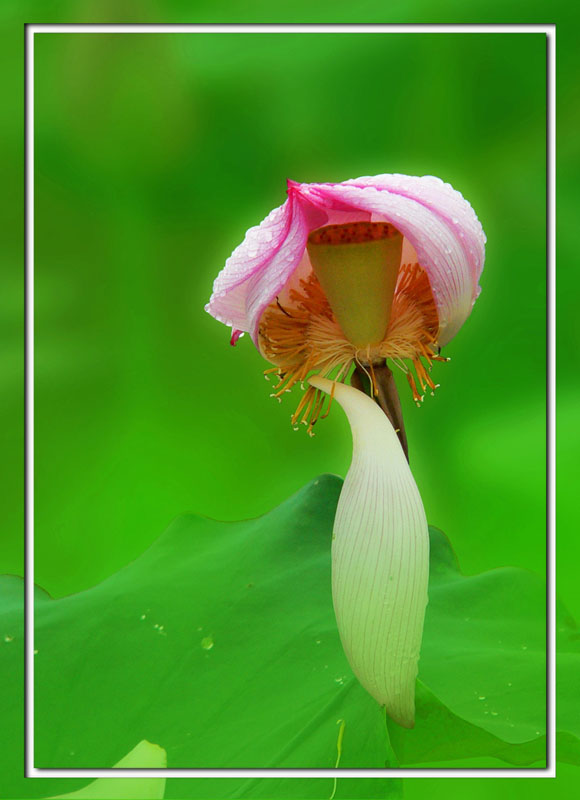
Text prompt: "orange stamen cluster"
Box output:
[[387, 263, 449, 405], [259, 276, 352, 435], [258, 262, 447, 431]]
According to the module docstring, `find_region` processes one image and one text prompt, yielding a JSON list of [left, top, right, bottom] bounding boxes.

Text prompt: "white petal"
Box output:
[[309, 377, 429, 728]]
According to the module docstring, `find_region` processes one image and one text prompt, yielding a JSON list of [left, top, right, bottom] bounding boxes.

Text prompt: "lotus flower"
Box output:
[[207, 174, 485, 439], [206, 174, 485, 727]]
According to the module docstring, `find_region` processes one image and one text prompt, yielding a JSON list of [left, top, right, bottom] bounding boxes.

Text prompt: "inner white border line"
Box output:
[[25, 22, 556, 780], [28, 23, 549, 33]]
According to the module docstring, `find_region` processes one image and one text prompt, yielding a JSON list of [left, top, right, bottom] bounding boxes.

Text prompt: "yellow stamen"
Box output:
[[258, 261, 443, 431], [406, 371, 424, 407]]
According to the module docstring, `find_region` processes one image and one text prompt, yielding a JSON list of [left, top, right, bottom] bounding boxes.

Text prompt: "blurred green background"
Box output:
[[3, 0, 577, 793], [30, 30, 547, 601]]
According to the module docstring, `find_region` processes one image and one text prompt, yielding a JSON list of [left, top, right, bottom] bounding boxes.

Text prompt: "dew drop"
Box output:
[[201, 635, 214, 651], [491, 711, 499, 716], [4, 635, 14, 643], [478, 695, 486, 701]]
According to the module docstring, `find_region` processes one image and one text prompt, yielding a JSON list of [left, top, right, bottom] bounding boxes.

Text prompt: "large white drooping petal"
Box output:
[[309, 377, 429, 728]]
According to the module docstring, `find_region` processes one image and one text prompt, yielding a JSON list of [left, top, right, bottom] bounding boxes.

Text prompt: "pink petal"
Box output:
[[298, 175, 485, 345], [205, 198, 293, 334], [206, 192, 327, 345], [207, 175, 485, 348]]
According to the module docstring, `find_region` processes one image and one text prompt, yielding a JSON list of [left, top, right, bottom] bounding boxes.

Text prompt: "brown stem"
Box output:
[[352, 363, 409, 462]]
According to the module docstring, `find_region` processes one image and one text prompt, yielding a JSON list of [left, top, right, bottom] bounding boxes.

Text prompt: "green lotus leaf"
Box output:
[[1, 475, 575, 798]]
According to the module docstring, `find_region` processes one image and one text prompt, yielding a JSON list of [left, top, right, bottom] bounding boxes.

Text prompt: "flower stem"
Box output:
[[352, 363, 409, 462]]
